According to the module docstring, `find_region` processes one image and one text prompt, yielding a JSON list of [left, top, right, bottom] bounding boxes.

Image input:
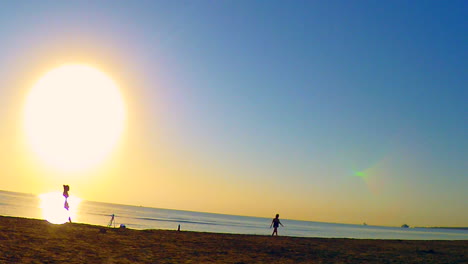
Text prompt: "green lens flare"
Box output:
[[354, 171, 367, 178]]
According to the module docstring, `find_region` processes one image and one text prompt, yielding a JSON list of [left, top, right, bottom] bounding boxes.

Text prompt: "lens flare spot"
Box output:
[[354, 171, 367, 178]]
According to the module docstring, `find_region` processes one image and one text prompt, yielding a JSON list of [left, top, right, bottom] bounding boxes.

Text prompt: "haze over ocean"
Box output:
[[0, 1, 466, 228], [1, 190, 467, 240]]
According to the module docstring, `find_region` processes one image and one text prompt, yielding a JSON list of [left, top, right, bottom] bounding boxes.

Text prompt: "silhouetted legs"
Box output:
[[272, 227, 278, 236]]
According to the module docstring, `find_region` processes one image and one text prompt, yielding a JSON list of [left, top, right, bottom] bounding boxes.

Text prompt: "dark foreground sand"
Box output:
[[0, 216, 466, 264]]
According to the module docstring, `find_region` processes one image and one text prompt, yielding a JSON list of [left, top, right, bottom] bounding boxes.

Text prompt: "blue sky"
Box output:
[[0, 1, 466, 226]]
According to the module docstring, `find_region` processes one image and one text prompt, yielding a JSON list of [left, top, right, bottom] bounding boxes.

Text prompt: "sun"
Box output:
[[23, 64, 126, 171]]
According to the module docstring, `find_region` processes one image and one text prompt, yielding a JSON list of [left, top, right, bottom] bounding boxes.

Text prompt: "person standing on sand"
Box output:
[[63, 185, 71, 223], [270, 214, 284, 236]]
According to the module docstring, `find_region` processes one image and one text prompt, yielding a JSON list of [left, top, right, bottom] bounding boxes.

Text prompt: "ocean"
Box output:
[[1, 190, 466, 240]]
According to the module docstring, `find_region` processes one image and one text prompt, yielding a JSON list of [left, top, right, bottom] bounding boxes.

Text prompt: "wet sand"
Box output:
[[0, 215, 466, 263]]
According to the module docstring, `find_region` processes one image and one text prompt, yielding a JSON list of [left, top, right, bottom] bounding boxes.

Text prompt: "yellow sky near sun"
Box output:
[[0, 61, 252, 212], [0, 50, 332, 223], [1, 59, 465, 228]]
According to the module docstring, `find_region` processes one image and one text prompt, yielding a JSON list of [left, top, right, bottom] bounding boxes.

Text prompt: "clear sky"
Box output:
[[0, 0, 466, 227]]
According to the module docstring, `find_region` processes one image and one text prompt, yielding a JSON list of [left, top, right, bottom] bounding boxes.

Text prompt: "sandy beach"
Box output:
[[0, 215, 466, 263]]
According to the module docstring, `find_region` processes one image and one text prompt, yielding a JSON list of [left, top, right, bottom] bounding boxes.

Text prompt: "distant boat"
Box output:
[[401, 224, 409, 228]]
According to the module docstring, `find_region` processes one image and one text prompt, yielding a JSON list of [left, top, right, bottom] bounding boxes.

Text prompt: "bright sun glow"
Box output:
[[39, 192, 81, 224], [23, 64, 126, 171]]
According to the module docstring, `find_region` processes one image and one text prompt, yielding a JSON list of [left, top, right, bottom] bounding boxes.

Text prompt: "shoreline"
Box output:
[[1, 215, 467, 263], [2, 189, 466, 235], [416, 226, 468, 231]]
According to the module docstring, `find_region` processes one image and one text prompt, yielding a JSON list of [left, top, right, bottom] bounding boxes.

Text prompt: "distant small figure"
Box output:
[[120, 224, 126, 229], [108, 214, 115, 228], [177, 224, 181, 232], [270, 214, 284, 236], [63, 185, 72, 223]]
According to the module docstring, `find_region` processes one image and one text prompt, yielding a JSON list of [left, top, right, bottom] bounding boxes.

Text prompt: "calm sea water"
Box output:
[[1, 190, 466, 240]]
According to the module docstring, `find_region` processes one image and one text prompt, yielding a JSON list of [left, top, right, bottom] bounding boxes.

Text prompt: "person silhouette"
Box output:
[[63, 185, 71, 223], [270, 214, 284, 236], [108, 214, 115, 228]]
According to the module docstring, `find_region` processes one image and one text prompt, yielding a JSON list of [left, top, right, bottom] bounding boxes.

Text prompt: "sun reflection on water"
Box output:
[[39, 192, 81, 224]]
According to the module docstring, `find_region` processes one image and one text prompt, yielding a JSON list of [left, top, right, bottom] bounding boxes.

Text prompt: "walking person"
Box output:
[[270, 214, 284, 236]]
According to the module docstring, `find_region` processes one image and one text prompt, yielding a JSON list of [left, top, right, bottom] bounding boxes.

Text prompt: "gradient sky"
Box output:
[[0, 1, 466, 227]]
